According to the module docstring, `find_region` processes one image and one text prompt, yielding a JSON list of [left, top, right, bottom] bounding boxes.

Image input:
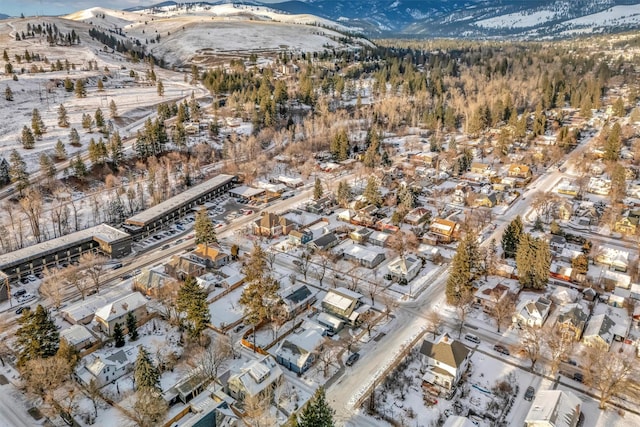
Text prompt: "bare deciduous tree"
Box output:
[[19, 188, 44, 243], [39, 267, 65, 309], [425, 310, 443, 340], [490, 292, 517, 333], [79, 252, 107, 294], [243, 389, 274, 427], [455, 289, 474, 338], [545, 324, 575, 376], [194, 334, 232, 381], [518, 324, 544, 370]]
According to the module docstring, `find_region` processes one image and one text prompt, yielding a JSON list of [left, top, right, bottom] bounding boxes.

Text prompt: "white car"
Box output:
[[18, 294, 36, 303]]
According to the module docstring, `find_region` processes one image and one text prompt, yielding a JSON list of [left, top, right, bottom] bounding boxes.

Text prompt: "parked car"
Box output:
[[524, 386, 535, 401], [161, 244, 170, 250], [346, 352, 360, 367], [464, 334, 480, 344], [493, 344, 510, 355], [233, 324, 245, 333], [573, 372, 584, 383], [13, 289, 27, 298], [15, 306, 30, 315]]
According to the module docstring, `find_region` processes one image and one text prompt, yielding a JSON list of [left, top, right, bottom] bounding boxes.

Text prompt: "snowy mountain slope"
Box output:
[[265, 0, 640, 38]]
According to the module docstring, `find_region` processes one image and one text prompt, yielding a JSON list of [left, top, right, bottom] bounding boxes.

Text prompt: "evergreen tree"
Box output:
[[9, 149, 29, 194], [21, 125, 35, 148], [31, 108, 45, 138], [299, 387, 335, 427], [109, 99, 118, 118], [134, 346, 161, 392], [176, 276, 210, 340], [5, 85, 13, 101], [157, 79, 164, 96], [194, 207, 217, 250], [39, 153, 56, 180], [94, 108, 105, 130], [15, 305, 59, 366], [57, 104, 69, 127], [501, 216, 523, 258], [69, 127, 81, 146], [113, 322, 125, 347], [55, 139, 67, 160], [73, 153, 87, 178], [126, 312, 139, 341], [336, 180, 352, 207], [445, 232, 481, 304], [97, 78, 104, 91], [74, 78, 86, 98], [82, 113, 94, 132], [330, 129, 349, 161], [363, 176, 382, 207], [0, 158, 10, 186], [613, 97, 625, 117], [515, 233, 550, 289], [109, 131, 124, 166], [603, 122, 621, 161], [363, 130, 380, 168], [314, 177, 324, 200], [63, 77, 73, 92]]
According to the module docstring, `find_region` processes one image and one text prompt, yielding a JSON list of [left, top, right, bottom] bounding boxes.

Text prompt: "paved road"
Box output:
[[0, 379, 38, 427]]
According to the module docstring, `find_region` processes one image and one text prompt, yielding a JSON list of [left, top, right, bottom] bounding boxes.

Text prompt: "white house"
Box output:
[[387, 255, 422, 283], [513, 297, 551, 327], [60, 324, 96, 351], [419, 333, 470, 391], [227, 356, 283, 402], [524, 390, 581, 427], [94, 292, 148, 336], [274, 322, 325, 374], [76, 346, 137, 387]]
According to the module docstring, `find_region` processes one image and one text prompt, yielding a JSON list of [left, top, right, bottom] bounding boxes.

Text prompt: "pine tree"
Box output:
[[501, 216, 523, 258], [15, 305, 59, 366], [9, 149, 29, 194], [69, 127, 80, 146], [73, 153, 87, 178], [57, 104, 69, 127], [97, 78, 104, 91], [64, 77, 73, 92], [363, 130, 380, 168], [194, 207, 217, 251], [109, 99, 118, 118], [314, 177, 324, 200], [445, 232, 481, 304], [75, 78, 86, 98], [82, 113, 94, 132], [134, 346, 161, 391], [299, 387, 335, 427], [126, 312, 139, 341], [39, 153, 56, 180], [157, 79, 164, 96], [113, 322, 125, 347], [5, 86, 13, 101], [176, 276, 210, 340], [55, 139, 67, 160], [21, 125, 35, 148], [0, 158, 9, 186], [31, 108, 45, 138], [109, 131, 124, 165], [515, 233, 550, 289], [363, 176, 382, 207], [330, 129, 349, 161], [336, 180, 351, 207], [94, 108, 105, 130], [603, 122, 621, 161]]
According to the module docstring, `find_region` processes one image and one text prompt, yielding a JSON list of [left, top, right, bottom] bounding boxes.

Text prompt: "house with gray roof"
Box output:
[[76, 346, 137, 387], [555, 303, 590, 341], [512, 297, 551, 328], [274, 322, 325, 374], [227, 356, 283, 403], [419, 333, 470, 391]]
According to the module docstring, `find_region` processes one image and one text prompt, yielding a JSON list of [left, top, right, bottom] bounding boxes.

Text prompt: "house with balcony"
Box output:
[[419, 333, 470, 391]]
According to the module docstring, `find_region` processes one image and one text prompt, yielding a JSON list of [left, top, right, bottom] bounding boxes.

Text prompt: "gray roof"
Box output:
[[125, 174, 235, 226], [419, 334, 470, 369], [0, 224, 129, 269]]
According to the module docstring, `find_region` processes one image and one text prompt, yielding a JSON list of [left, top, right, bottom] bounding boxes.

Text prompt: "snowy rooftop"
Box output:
[[0, 224, 129, 268], [338, 241, 386, 263], [228, 185, 265, 198], [62, 286, 132, 322], [125, 174, 235, 226], [94, 292, 148, 322], [442, 416, 475, 427], [60, 324, 94, 347], [525, 390, 581, 427], [229, 356, 283, 397]]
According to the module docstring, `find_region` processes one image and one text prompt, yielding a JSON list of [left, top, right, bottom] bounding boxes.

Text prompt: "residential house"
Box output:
[[614, 216, 638, 235], [583, 314, 617, 349], [601, 270, 631, 291], [165, 254, 206, 280], [419, 333, 471, 391], [340, 242, 386, 268], [595, 247, 629, 272], [94, 292, 148, 336], [133, 268, 173, 297], [443, 416, 476, 427], [474, 282, 512, 314], [309, 232, 340, 251], [387, 255, 422, 283], [403, 207, 431, 226], [349, 227, 373, 244], [554, 199, 574, 221], [280, 284, 317, 319], [288, 229, 313, 246], [470, 162, 491, 175], [252, 212, 296, 237], [524, 390, 581, 427], [171, 385, 239, 427], [512, 297, 551, 328], [549, 235, 567, 253], [507, 164, 532, 179], [368, 230, 390, 247], [227, 356, 283, 402], [555, 303, 590, 341], [556, 180, 579, 197], [428, 218, 459, 243], [76, 346, 137, 387], [60, 324, 97, 351], [472, 192, 499, 208], [191, 244, 231, 269], [274, 323, 325, 374], [321, 287, 369, 326]]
